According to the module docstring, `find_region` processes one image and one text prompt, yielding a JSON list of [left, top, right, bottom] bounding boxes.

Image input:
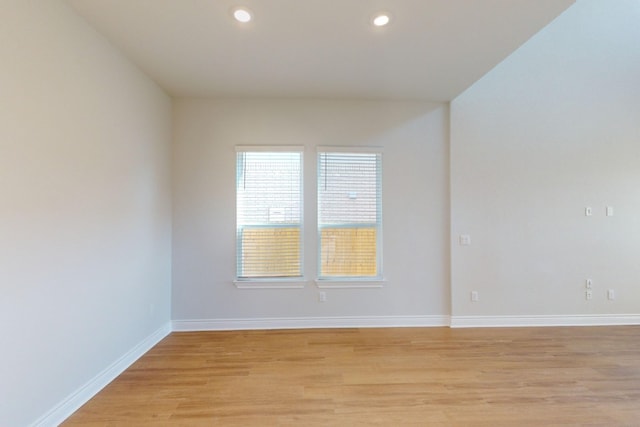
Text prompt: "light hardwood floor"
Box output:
[[63, 326, 640, 426]]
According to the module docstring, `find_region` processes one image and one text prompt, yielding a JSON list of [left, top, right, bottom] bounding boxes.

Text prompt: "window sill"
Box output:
[[234, 279, 307, 289], [315, 279, 385, 289]]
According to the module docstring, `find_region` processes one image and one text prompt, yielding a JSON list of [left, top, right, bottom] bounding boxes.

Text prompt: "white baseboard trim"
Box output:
[[173, 315, 450, 331], [32, 322, 172, 427], [175, 314, 640, 331], [450, 314, 640, 328]]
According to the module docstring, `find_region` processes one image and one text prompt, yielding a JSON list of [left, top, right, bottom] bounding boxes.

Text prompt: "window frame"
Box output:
[[234, 146, 306, 288], [315, 146, 384, 286]]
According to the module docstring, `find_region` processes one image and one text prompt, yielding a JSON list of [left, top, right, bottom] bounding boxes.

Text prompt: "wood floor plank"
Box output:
[[63, 326, 640, 426]]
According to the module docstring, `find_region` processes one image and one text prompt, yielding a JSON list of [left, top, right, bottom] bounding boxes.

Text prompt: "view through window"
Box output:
[[317, 150, 382, 279], [236, 149, 303, 279]]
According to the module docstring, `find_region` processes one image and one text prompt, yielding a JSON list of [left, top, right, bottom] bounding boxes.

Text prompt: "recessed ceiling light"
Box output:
[[372, 13, 390, 27], [232, 7, 252, 23]]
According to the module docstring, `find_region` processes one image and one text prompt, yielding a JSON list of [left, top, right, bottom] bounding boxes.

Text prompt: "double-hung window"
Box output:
[[317, 148, 383, 280], [235, 147, 303, 280]]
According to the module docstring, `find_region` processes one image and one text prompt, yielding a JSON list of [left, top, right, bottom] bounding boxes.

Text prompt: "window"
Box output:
[[317, 148, 382, 280], [236, 147, 303, 280]]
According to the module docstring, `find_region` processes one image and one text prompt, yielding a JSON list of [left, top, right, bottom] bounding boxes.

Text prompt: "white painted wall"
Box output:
[[172, 99, 449, 324], [450, 0, 640, 319], [0, 1, 172, 425]]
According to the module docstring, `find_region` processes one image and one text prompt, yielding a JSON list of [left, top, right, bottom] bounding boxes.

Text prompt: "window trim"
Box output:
[[234, 279, 307, 289], [314, 279, 386, 289]]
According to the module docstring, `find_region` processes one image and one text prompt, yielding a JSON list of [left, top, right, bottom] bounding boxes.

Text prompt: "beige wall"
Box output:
[[450, 0, 640, 321], [172, 98, 450, 321], [0, 2, 172, 425]]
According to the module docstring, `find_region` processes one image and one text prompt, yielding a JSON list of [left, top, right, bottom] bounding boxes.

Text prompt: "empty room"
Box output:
[[2, 0, 640, 425]]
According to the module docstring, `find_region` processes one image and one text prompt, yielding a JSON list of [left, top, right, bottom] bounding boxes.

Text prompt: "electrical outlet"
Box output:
[[319, 292, 327, 302], [471, 291, 479, 302], [607, 289, 615, 300], [585, 290, 593, 300]]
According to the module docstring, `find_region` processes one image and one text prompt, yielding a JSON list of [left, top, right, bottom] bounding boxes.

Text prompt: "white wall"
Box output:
[[450, 0, 640, 320], [0, 1, 172, 425], [172, 99, 449, 324]]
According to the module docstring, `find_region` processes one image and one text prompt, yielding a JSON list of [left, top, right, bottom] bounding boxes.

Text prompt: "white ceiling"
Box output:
[[66, 0, 575, 101]]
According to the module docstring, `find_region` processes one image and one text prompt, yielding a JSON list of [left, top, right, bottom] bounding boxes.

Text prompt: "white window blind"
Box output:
[[236, 148, 303, 279], [317, 149, 382, 279]]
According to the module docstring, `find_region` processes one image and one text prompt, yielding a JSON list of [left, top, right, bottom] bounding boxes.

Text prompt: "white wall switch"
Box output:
[[319, 291, 327, 302], [459, 234, 471, 246], [471, 291, 479, 302], [607, 289, 615, 300], [585, 207, 593, 216], [606, 206, 614, 216], [585, 279, 592, 289]]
